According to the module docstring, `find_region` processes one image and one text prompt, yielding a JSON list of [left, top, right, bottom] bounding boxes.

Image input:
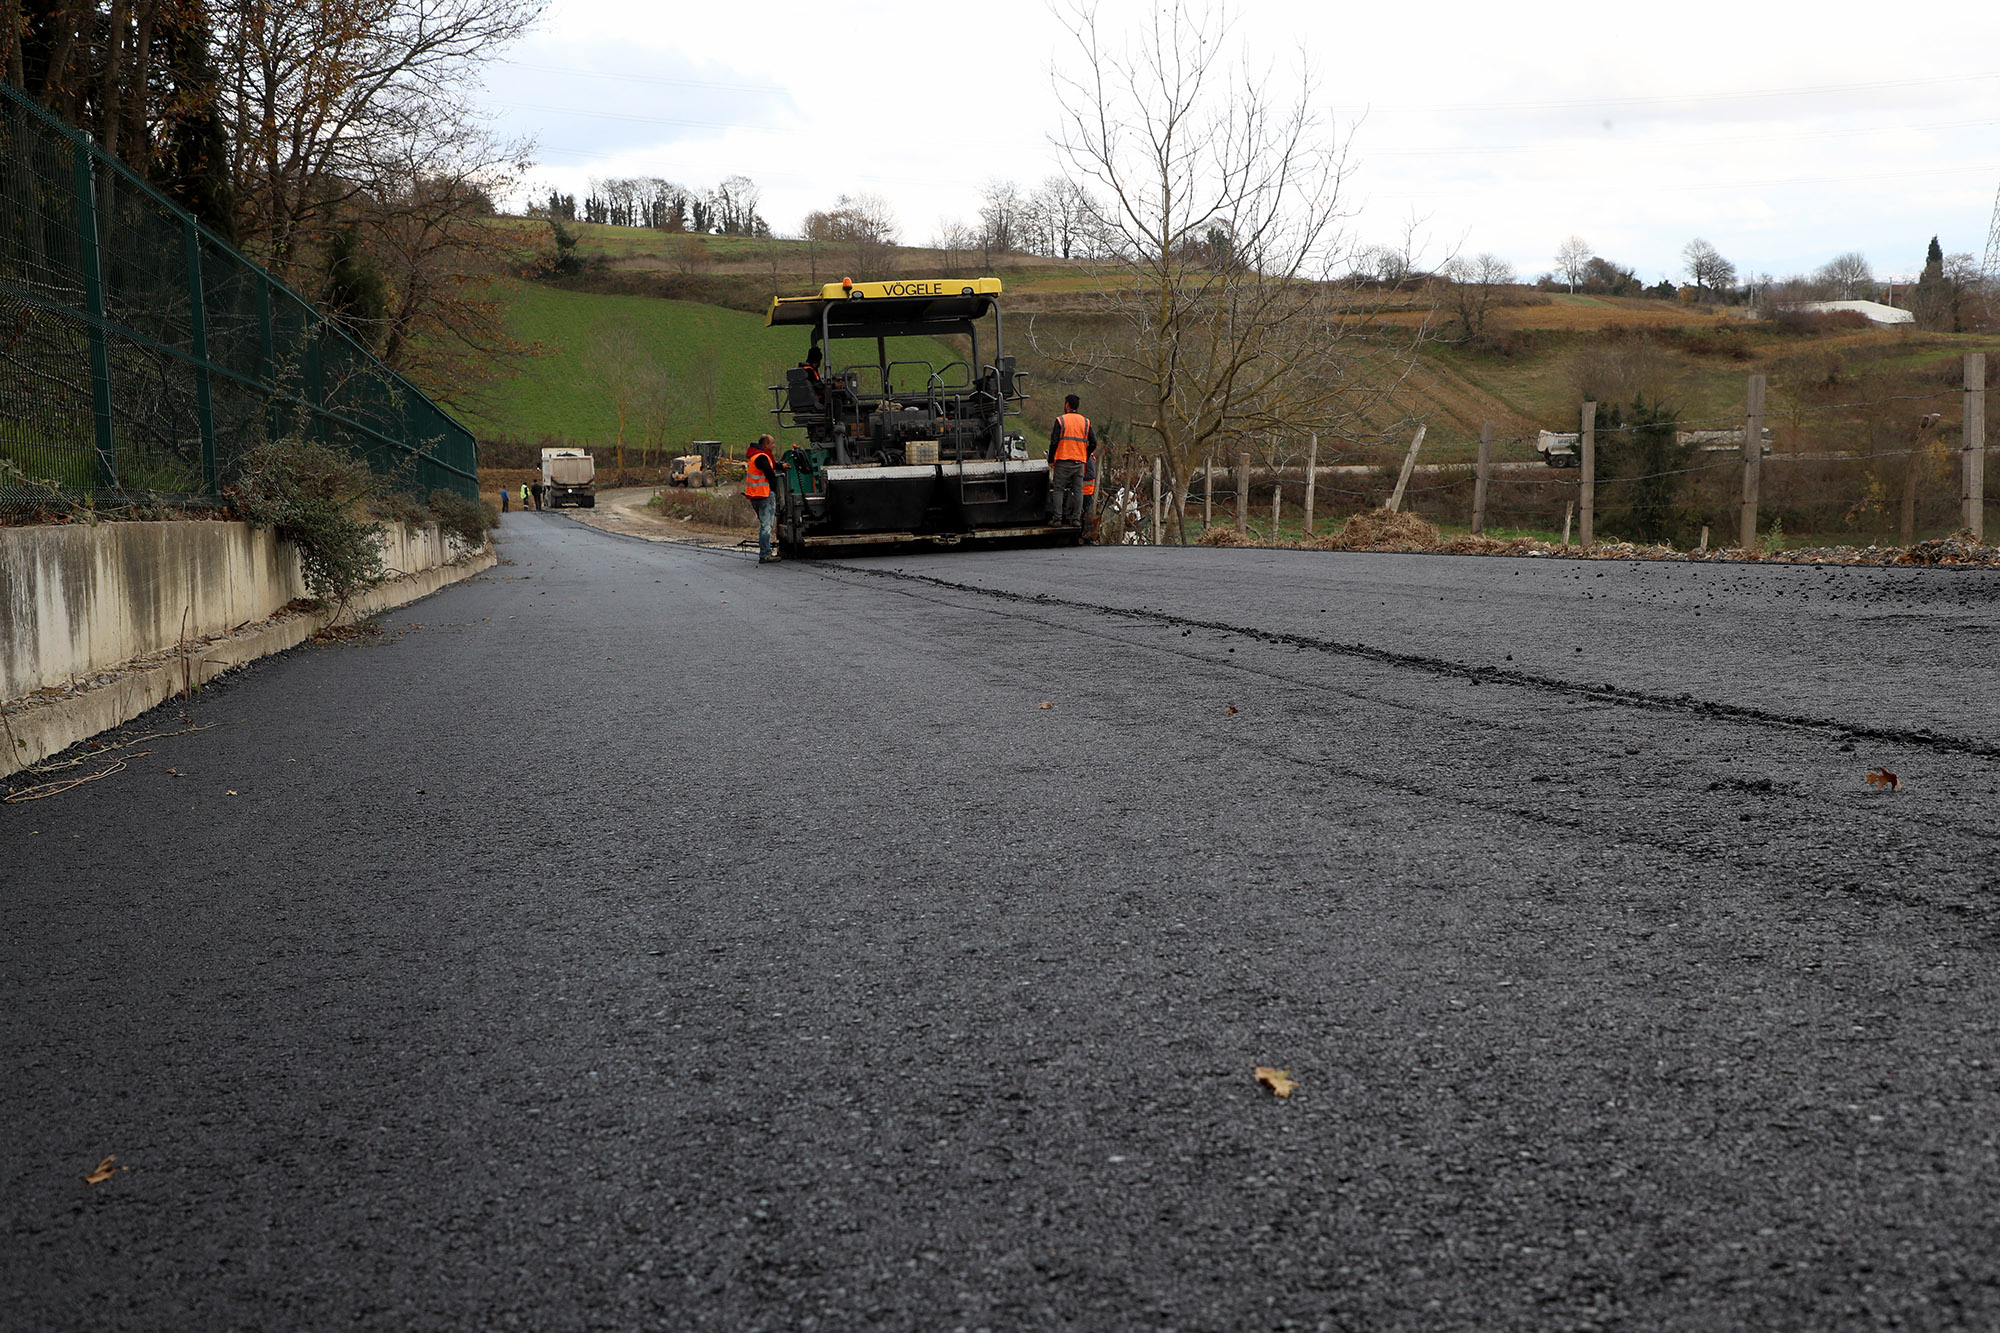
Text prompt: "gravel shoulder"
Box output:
[[563, 484, 754, 548]]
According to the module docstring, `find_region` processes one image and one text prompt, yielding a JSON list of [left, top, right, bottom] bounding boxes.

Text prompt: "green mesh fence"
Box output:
[[0, 80, 478, 510]]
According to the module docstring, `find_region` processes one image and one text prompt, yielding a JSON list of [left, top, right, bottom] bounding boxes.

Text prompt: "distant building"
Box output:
[[1794, 299, 1914, 326]]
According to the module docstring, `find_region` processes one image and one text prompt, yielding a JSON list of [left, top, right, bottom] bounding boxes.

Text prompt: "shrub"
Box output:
[[229, 436, 387, 606], [426, 488, 498, 547]]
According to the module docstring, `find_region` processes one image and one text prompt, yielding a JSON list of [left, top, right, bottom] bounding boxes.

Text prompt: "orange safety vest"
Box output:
[[1082, 478, 1096, 497], [744, 454, 772, 499], [1053, 412, 1091, 464]]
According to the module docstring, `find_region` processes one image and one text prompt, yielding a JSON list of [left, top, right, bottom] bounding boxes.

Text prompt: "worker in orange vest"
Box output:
[[1047, 393, 1096, 528], [746, 433, 783, 563]]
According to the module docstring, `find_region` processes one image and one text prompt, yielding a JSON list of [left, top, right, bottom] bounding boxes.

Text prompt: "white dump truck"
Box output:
[[539, 448, 596, 508]]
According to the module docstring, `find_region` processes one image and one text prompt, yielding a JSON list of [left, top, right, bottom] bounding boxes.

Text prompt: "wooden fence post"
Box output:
[[1303, 434, 1317, 539], [1965, 353, 1987, 542], [1236, 452, 1249, 534], [1579, 400, 1596, 548], [1740, 373, 1766, 550], [1203, 456, 1213, 530], [1385, 425, 1426, 513], [1472, 421, 1492, 535], [1153, 455, 1163, 545]]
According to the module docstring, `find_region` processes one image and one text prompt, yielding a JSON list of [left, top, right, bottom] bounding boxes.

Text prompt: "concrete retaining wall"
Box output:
[[1, 520, 492, 777], [0, 521, 463, 700]]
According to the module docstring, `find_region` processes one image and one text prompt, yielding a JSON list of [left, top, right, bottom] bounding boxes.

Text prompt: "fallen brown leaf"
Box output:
[[1866, 767, 1900, 791], [85, 1155, 118, 1185], [1038, 701, 1054, 710], [1253, 1065, 1297, 1098], [1225, 706, 1239, 714]]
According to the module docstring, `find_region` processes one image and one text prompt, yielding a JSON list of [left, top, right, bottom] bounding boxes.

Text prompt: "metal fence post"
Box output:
[[256, 281, 281, 444], [1965, 353, 1986, 542], [183, 221, 218, 492], [304, 316, 325, 442], [1236, 451, 1249, 534], [72, 133, 117, 489]]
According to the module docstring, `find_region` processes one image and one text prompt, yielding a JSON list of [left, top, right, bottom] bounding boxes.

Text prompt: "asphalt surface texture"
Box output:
[[6, 510, 2000, 1331]]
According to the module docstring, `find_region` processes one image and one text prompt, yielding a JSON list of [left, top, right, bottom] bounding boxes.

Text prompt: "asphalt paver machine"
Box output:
[[766, 277, 1067, 554]]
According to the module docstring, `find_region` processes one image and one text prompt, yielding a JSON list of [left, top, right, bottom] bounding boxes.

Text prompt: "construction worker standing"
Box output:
[[519, 481, 531, 512], [746, 433, 783, 564], [1047, 393, 1095, 528]]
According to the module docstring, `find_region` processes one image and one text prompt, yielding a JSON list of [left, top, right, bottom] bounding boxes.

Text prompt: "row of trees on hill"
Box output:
[[9, 0, 544, 403], [534, 175, 770, 236], [1528, 233, 1992, 331]]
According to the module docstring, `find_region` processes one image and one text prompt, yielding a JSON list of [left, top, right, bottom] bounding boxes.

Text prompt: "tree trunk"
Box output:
[[5, 0, 25, 89], [98, 0, 129, 161]]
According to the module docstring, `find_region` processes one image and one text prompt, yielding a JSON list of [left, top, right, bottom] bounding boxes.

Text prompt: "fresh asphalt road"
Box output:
[[6, 510, 2000, 1331]]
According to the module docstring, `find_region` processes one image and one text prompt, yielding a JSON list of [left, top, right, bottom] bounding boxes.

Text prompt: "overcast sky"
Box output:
[[479, 0, 2000, 285]]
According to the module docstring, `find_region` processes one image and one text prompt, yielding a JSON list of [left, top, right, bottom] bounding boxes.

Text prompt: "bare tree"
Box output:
[[593, 323, 644, 473], [1040, 0, 1428, 544], [1683, 238, 1736, 299], [639, 362, 683, 467], [710, 174, 767, 236], [1815, 251, 1873, 299], [803, 193, 899, 277], [670, 234, 707, 276], [216, 0, 544, 275], [930, 218, 980, 275], [688, 355, 719, 438], [1024, 175, 1095, 259], [1555, 235, 1591, 294], [978, 179, 1027, 261], [355, 107, 533, 399], [1439, 252, 1514, 342]]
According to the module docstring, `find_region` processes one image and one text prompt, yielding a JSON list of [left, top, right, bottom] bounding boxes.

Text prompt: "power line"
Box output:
[[1366, 115, 2000, 161], [1334, 69, 2000, 116], [492, 59, 770, 95]]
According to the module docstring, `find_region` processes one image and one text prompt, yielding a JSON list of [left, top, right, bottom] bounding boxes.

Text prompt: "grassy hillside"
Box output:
[[458, 280, 960, 456]]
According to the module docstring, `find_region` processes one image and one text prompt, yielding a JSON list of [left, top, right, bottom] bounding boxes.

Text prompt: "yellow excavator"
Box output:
[[667, 441, 721, 488]]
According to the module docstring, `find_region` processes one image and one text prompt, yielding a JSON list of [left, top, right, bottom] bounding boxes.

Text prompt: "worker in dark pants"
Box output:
[[1047, 393, 1096, 527], [500, 486, 509, 513], [747, 434, 783, 564]]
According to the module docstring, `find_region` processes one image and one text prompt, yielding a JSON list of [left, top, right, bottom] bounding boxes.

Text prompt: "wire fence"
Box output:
[[0, 80, 477, 512], [1099, 371, 1993, 548]]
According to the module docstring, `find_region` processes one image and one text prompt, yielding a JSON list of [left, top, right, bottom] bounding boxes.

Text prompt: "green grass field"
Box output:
[[456, 281, 962, 454]]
